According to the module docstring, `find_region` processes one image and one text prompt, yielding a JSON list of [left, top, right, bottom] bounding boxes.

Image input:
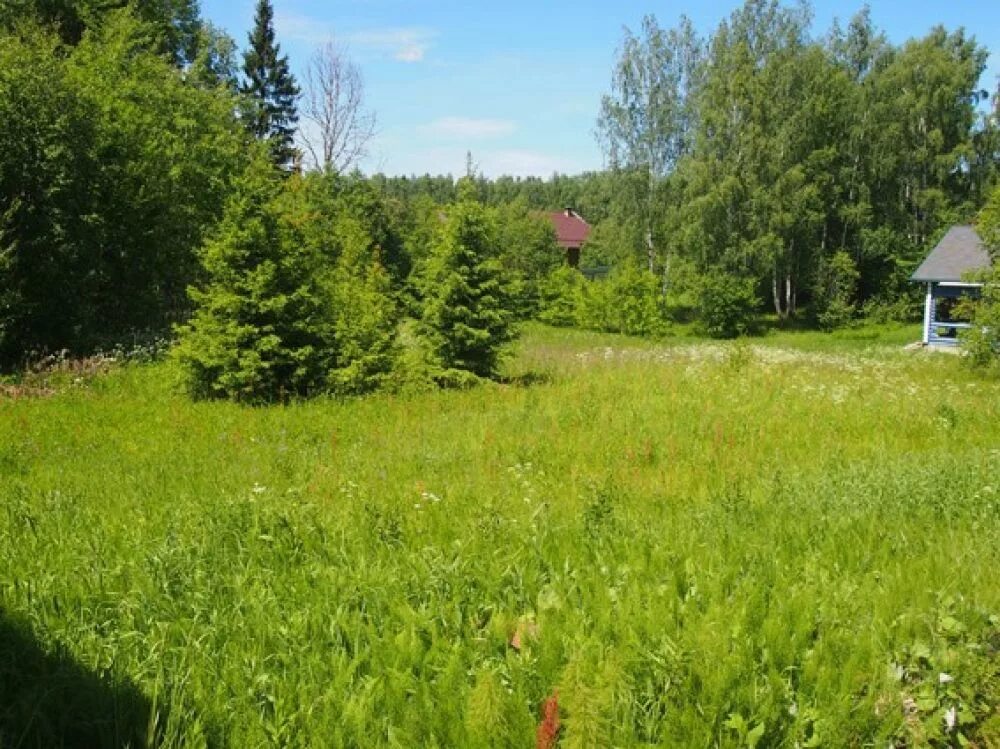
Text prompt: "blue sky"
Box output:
[[201, 1, 1000, 178]]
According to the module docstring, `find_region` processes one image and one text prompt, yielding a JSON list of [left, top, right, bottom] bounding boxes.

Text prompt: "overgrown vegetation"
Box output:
[[0, 15, 245, 366], [960, 184, 1000, 370], [3, 327, 1000, 746], [1, 0, 1000, 742]]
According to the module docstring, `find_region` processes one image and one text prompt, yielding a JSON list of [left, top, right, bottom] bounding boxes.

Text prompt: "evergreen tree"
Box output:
[[241, 0, 300, 170], [327, 215, 399, 395], [173, 161, 336, 402], [418, 192, 516, 382]]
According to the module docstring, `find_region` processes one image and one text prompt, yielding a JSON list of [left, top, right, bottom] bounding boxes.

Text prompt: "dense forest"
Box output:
[[1, 0, 999, 394]]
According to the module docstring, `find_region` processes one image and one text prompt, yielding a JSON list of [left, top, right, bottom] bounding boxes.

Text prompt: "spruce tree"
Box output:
[[327, 215, 399, 395], [173, 160, 336, 402], [417, 190, 516, 382], [241, 0, 300, 170]]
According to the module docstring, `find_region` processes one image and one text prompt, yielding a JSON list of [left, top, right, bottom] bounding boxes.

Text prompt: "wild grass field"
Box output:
[[2, 324, 999, 748]]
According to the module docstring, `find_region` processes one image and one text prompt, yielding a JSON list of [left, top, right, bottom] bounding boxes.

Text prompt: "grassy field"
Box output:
[[2, 324, 999, 748]]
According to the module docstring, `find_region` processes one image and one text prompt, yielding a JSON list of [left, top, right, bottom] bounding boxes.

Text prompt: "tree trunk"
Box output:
[[772, 269, 783, 318]]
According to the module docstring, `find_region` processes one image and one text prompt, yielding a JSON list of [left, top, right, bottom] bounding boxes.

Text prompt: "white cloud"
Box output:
[[419, 117, 517, 140], [273, 13, 328, 45], [478, 149, 582, 178], [349, 29, 435, 63], [274, 13, 435, 63]]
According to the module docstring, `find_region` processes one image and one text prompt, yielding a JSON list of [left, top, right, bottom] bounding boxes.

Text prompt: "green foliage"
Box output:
[[980, 182, 1000, 252], [465, 667, 512, 746], [697, 271, 759, 338], [326, 217, 400, 396], [578, 265, 669, 337], [541, 265, 668, 337], [1, 0, 203, 65], [959, 271, 1000, 372], [417, 199, 517, 381], [241, 0, 299, 170], [539, 267, 585, 327], [496, 200, 562, 318], [172, 162, 335, 402], [581, 215, 643, 269], [0, 18, 245, 367], [813, 250, 860, 330], [173, 166, 401, 402], [958, 188, 1000, 370], [595, 4, 992, 321], [187, 22, 240, 91]]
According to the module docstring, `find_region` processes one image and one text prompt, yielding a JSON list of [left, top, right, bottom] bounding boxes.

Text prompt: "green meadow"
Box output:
[[2, 325, 999, 748]]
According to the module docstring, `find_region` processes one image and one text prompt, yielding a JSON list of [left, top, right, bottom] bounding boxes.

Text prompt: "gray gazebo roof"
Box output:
[[911, 225, 992, 283]]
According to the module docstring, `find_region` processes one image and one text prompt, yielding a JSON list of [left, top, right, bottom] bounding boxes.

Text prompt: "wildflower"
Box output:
[[943, 705, 957, 731], [938, 672, 953, 684], [251, 483, 267, 494]]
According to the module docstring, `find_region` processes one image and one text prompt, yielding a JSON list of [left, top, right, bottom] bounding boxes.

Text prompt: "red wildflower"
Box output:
[[536, 691, 560, 749]]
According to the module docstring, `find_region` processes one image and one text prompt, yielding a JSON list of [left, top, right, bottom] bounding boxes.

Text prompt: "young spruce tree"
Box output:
[[327, 215, 399, 395], [418, 184, 516, 383], [172, 159, 336, 402], [241, 0, 300, 170]]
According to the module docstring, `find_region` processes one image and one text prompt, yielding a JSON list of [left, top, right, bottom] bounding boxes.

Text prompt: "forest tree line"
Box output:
[[1, 0, 999, 397]]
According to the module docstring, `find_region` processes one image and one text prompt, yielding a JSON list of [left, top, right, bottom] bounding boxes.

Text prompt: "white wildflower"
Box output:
[[251, 483, 267, 494], [943, 705, 957, 731], [938, 672, 954, 684]]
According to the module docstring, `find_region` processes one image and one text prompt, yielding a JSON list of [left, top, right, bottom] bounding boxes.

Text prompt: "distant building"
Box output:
[[911, 225, 993, 346], [547, 208, 591, 268]]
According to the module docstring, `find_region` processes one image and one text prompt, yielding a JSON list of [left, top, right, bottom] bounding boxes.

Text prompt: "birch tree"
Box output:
[[597, 15, 704, 273], [301, 41, 376, 174]]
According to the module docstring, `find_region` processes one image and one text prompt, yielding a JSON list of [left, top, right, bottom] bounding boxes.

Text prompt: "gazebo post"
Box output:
[[922, 282, 933, 345]]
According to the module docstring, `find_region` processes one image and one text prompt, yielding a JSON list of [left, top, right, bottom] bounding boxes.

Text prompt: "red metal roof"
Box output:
[[547, 210, 591, 249]]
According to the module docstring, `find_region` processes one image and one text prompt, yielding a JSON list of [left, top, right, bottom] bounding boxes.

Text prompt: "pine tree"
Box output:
[[241, 0, 300, 170]]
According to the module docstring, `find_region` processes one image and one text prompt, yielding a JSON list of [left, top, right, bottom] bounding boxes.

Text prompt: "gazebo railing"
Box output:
[[928, 321, 971, 346]]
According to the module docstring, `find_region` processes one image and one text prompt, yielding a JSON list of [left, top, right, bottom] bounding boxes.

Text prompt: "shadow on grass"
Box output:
[[0, 610, 158, 748]]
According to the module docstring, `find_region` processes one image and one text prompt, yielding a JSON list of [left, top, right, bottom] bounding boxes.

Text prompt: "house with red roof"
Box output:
[[547, 209, 591, 267]]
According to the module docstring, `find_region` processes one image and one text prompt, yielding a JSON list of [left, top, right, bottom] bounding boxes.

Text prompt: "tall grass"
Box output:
[[2, 325, 998, 747]]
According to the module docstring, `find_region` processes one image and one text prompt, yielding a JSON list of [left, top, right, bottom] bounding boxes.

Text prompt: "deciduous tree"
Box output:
[[301, 41, 375, 174]]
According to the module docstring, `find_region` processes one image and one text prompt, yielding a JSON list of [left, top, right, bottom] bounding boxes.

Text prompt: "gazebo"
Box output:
[[911, 225, 992, 346]]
